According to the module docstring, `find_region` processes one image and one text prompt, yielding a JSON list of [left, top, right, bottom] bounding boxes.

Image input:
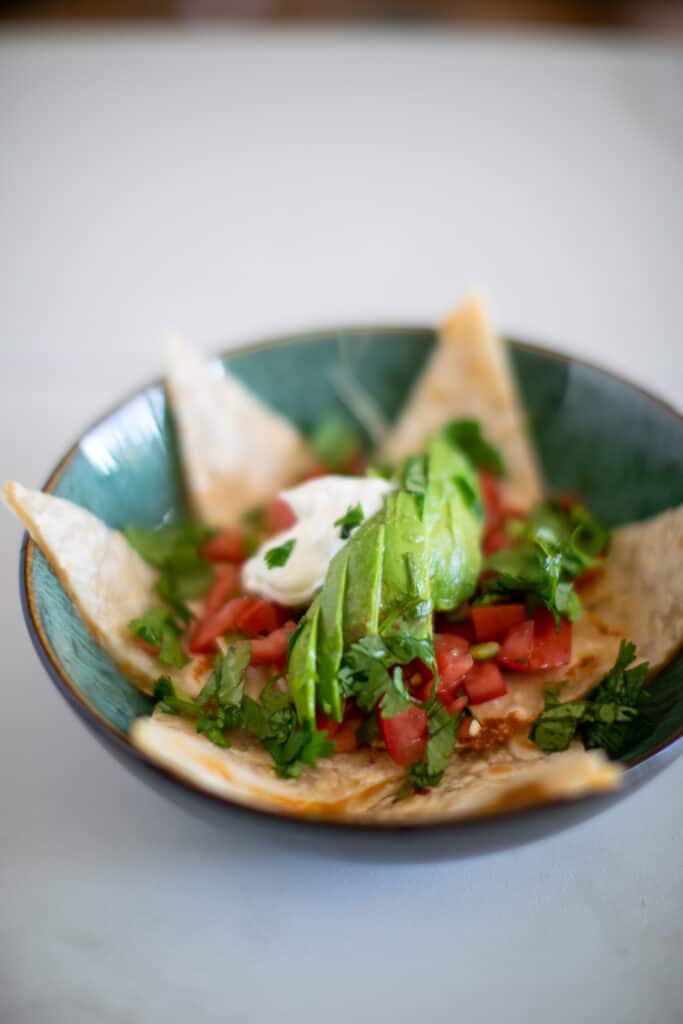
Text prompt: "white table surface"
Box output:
[[1, 27, 682, 1024]]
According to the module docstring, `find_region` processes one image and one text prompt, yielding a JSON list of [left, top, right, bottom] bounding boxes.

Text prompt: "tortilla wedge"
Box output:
[[4, 482, 210, 699], [166, 336, 314, 528], [382, 293, 543, 511], [131, 710, 620, 823]]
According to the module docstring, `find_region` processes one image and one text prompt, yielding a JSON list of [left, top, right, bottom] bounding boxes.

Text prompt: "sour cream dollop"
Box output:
[[242, 475, 396, 607]]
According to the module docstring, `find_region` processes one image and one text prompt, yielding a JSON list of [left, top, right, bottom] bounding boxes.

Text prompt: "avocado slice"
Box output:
[[380, 489, 432, 639], [317, 545, 349, 722], [287, 597, 320, 727], [343, 513, 385, 646], [424, 435, 483, 610]]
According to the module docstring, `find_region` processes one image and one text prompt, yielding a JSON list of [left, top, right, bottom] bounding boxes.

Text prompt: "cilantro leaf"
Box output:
[[265, 538, 296, 569], [530, 641, 651, 758], [153, 668, 334, 778], [339, 633, 435, 712], [379, 666, 412, 719], [401, 454, 428, 518], [309, 414, 363, 472], [124, 521, 214, 608], [243, 681, 334, 778], [477, 499, 608, 625], [154, 676, 199, 717], [334, 503, 364, 540], [128, 607, 189, 668], [443, 419, 505, 477], [405, 703, 461, 792]]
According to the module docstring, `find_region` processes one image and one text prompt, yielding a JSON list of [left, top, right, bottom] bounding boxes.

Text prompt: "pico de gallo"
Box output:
[[124, 416, 648, 793]]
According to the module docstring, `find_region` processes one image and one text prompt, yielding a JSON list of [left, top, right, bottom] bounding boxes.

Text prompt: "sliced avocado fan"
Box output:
[[287, 433, 484, 727]]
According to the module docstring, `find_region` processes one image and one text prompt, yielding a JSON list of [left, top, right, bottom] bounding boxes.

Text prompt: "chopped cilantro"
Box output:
[[265, 538, 296, 569], [128, 607, 189, 668], [530, 640, 651, 758], [334, 503, 364, 540], [124, 521, 214, 609], [402, 703, 462, 796], [339, 632, 435, 712], [477, 499, 609, 625], [152, 657, 333, 777], [443, 419, 505, 477]]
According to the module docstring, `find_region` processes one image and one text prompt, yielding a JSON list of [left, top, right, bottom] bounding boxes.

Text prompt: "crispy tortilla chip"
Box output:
[[476, 503, 683, 725], [4, 482, 208, 698], [166, 336, 314, 528], [131, 711, 620, 823], [382, 293, 543, 510]]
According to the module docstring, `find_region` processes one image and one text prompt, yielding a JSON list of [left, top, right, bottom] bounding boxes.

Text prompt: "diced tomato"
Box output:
[[316, 712, 340, 737], [202, 565, 241, 617], [379, 704, 428, 766], [234, 598, 281, 636], [401, 658, 434, 700], [471, 604, 526, 642], [203, 528, 249, 563], [527, 608, 572, 670], [188, 597, 253, 653], [463, 661, 507, 704], [434, 633, 474, 701], [497, 609, 572, 672], [483, 527, 516, 556], [331, 715, 363, 754], [497, 618, 535, 670], [249, 622, 296, 666], [445, 693, 469, 716], [137, 638, 160, 657], [479, 470, 504, 530], [264, 498, 297, 535]]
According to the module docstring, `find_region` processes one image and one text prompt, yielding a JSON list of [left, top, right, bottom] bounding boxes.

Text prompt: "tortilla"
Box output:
[[381, 293, 543, 511], [476, 503, 683, 725], [4, 482, 209, 698], [131, 710, 620, 824], [166, 336, 314, 528]]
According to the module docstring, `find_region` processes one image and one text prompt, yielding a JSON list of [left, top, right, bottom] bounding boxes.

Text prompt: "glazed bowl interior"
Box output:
[[21, 327, 683, 838]]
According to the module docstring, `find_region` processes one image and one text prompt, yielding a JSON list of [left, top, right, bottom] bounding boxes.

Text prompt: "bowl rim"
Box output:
[[18, 324, 683, 832]]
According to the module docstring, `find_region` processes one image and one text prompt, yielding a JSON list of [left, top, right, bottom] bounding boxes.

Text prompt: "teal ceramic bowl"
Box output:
[[19, 327, 683, 858]]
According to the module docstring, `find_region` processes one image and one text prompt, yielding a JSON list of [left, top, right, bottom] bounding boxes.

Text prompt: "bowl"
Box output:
[[19, 326, 683, 859]]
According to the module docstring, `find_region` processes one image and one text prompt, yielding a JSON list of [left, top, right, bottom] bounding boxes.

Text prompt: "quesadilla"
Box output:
[[8, 295, 682, 825]]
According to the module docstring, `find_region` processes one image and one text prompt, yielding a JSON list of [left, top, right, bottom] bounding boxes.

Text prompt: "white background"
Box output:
[[1, 29, 682, 1024]]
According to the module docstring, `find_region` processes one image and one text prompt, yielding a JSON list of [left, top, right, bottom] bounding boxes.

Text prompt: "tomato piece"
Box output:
[[479, 470, 504, 530], [188, 597, 253, 653], [445, 693, 469, 716], [202, 565, 241, 617], [483, 527, 516, 556], [203, 528, 248, 563], [316, 712, 340, 737], [463, 661, 507, 704], [137, 638, 160, 657], [433, 633, 473, 702], [234, 598, 280, 636], [471, 604, 526, 642], [379, 704, 428, 766], [331, 715, 363, 754], [249, 622, 296, 666], [527, 608, 572, 670], [497, 618, 535, 670], [264, 498, 297, 535]]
